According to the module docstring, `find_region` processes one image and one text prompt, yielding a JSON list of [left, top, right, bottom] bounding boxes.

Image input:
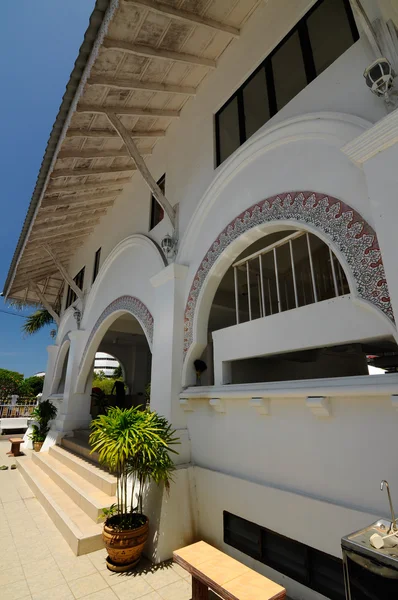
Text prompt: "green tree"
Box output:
[[113, 365, 123, 379], [0, 368, 24, 401], [24, 375, 44, 396]]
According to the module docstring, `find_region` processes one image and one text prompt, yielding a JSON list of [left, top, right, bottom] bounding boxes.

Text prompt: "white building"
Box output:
[[94, 352, 120, 377], [4, 0, 398, 597]]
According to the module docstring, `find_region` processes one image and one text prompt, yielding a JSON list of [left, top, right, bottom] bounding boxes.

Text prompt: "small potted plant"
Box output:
[[29, 399, 57, 451], [89, 406, 178, 571]]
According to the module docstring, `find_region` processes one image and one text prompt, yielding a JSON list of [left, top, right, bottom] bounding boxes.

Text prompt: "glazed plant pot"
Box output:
[[103, 516, 149, 571], [33, 441, 44, 452]]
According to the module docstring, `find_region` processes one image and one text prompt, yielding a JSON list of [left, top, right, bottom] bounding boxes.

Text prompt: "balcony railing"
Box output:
[[232, 230, 348, 325], [0, 398, 37, 418]]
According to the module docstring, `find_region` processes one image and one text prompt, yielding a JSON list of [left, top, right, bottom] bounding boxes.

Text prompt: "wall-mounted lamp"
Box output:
[[161, 233, 178, 260], [364, 57, 397, 106]]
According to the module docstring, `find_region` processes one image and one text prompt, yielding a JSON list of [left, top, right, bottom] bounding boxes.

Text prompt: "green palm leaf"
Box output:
[[22, 309, 54, 336]]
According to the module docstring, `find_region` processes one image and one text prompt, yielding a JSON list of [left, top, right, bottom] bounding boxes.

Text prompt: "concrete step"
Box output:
[[31, 451, 117, 522], [49, 445, 116, 496], [73, 429, 91, 442], [16, 456, 104, 556], [61, 436, 100, 464]]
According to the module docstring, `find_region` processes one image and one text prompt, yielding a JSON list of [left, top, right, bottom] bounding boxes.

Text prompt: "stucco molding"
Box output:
[[80, 295, 154, 374], [82, 234, 165, 325], [178, 112, 371, 263], [183, 191, 393, 360], [342, 108, 398, 165]]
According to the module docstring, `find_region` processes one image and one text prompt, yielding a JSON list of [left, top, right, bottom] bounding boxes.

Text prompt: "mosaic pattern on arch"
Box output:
[[80, 295, 154, 370], [183, 192, 393, 357]]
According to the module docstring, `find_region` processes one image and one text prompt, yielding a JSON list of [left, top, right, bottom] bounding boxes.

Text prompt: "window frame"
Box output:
[[149, 174, 166, 230], [215, 0, 359, 166], [92, 248, 101, 284], [65, 266, 85, 310], [224, 511, 345, 600]]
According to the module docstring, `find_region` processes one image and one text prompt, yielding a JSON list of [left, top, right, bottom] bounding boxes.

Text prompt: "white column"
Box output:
[[41, 345, 58, 400], [150, 263, 188, 431], [342, 109, 398, 325], [54, 330, 91, 433]]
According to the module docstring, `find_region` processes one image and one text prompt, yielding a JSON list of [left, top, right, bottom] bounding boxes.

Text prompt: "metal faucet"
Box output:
[[381, 480, 397, 532]]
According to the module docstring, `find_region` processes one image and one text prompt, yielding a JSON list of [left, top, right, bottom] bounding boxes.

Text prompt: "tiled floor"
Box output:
[[0, 439, 192, 600]]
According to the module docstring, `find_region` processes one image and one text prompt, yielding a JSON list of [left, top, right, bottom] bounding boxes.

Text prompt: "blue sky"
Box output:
[[0, 1, 95, 377]]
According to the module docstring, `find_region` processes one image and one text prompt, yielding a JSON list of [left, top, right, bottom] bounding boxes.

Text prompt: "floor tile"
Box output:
[[1, 578, 31, 600], [56, 556, 98, 582], [112, 577, 153, 600], [157, 579, 192, 600], [0, 565, 25, 586], [26, 566, 66, 595], [76, 590, 118, 600], [142, 565, 181, 590], [31, 583, 74, 600], [69, 572, 109, 599]]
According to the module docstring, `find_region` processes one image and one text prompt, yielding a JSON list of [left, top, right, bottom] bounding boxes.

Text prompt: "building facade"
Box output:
[[4, 0, 398, 597]]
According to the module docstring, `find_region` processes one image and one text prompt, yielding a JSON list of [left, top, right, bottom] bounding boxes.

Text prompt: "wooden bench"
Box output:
[[6, 437, 24, 457], [173, 541, 286, 600]]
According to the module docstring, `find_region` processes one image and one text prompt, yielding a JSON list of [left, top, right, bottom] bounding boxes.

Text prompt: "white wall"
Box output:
[[62, 0, 386, 313], [194, 466, 379, 600], [185, 390, 398, 518]]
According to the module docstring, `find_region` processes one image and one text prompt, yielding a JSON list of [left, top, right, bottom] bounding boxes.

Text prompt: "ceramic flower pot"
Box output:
[[33, 441, 44, 452], [103, 516, 149, 571]]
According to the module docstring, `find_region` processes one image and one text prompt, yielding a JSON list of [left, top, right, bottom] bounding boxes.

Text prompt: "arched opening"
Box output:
[[199, 228, 398, 385], [85, 313, 152, 417]]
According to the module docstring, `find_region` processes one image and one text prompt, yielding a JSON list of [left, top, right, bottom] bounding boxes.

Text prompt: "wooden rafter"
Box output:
[[35, 209, 108, 230], [57, 148, 152, 160], [103, 38, 216, 69], [124, 0, 240, 37], [42, 246, 84, 302], [66, 129, 165, 138], [106, 111, 175, 227], [47, 179, 130, 194], [88, 75, 196, 96], [29, 227, 95, 244], [36, 203, 113, 222], [29, 281, 60, 325], [77, 104, 180, 118], [31, 218, 99, 237], [50, 165, 136, 179], [42, 191, 118, 209]]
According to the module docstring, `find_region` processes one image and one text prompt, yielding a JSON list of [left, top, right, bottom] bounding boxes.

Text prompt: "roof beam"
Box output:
[[17, 266, 60, 284], [46, 180, 129, 195], [29, 226, 95, 244], [106, 111, 175, 228], [77, 103, 180, 118], [42, 191, 118, 209], [29, 281, 60, 325], [32, 218, 100, 237], [103, 38, 216, 69], [24, 242, 83, 260], [124, 0, 240, 38], [36, 203, 113, 222], [42, 246, 84, 302], [88, 75, 196, 96], [58, 148, 153, 160], [50, 165, 136, 179], [35, 209, 108, 230], [66, 129, 165, 138]]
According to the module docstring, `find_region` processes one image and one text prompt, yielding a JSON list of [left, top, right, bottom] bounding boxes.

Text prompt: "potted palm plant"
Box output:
[[89, 406, 178, 572], [29, 398, 57, 451]]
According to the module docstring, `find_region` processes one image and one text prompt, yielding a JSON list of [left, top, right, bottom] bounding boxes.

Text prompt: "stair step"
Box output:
[[73, 429, 91, 441], [32, 451, 117, 522], [61, 436, 100, 464], [16, 456, 104, 556], [49, 445, 116, 496]]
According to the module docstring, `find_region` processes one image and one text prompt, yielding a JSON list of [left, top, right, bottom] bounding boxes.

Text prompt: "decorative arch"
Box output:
[[183, 191, 393, 360], [51, 334, 71, 394], [76, 295, 153, 393]]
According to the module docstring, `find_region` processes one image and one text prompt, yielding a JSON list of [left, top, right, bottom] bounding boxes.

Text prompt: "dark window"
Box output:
[[92, 248, 101, 283], [224, 511, 345, 600], [215, 0, 358, 165], [150, 174, 165, 230], [65, 267, 85, 309]]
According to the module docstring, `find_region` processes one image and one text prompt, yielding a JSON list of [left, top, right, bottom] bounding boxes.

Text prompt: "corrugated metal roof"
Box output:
[[2, 0, 111, 298]]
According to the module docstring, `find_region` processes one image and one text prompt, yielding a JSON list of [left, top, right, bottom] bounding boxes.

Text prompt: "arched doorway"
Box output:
[[86, 312, 152, 415]]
